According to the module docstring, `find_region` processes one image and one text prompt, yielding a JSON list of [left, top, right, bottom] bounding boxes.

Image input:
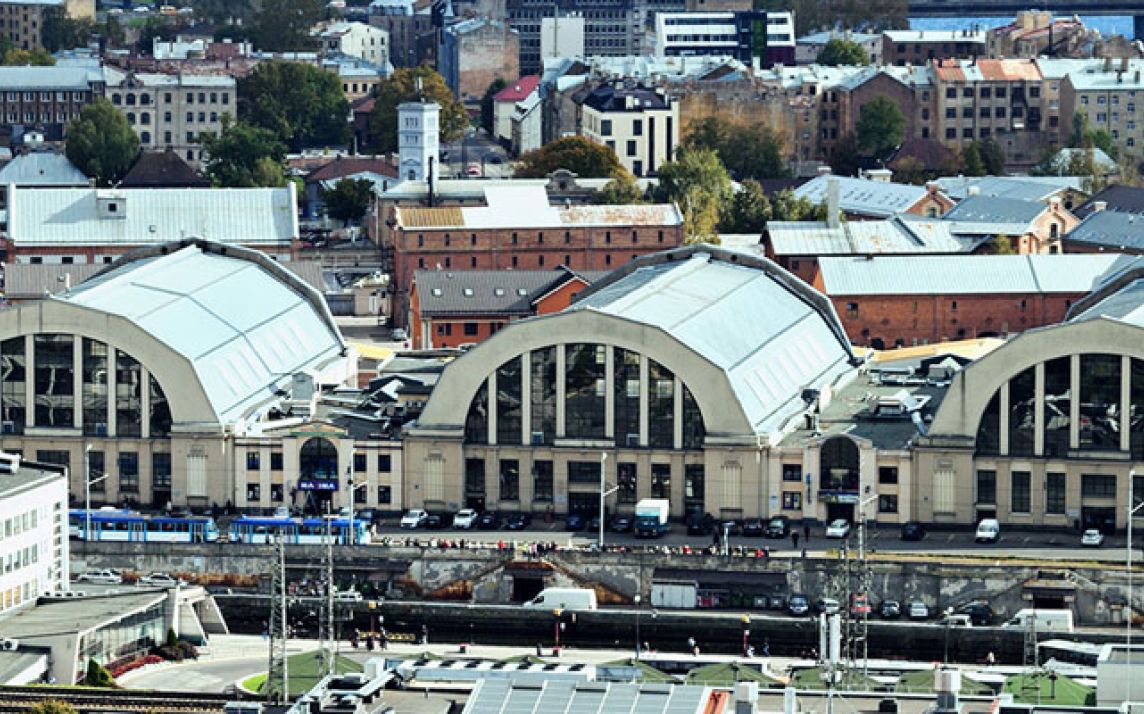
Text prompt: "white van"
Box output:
[[1002, 609, 1074, 633], [524, 587, 597, 611], [975, 518, 1000, 543]]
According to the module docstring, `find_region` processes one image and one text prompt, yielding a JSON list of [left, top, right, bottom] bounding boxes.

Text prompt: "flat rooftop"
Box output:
[[0, 592, 166, 638], [0, 457, 65, 500]]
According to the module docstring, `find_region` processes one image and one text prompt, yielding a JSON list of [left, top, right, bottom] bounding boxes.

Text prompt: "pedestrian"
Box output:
[[746, 645, 755, 658], [762, 638, 770, 657], [986, 651, 996, 666], [536, 642, 543, 657], [380, 628, 388, 650], [421, 624, 429, 645], [687, 636, 696, 653], [792, 531, 800, 549], [803, 522, 810, 543], [365, 635, 375, 652]]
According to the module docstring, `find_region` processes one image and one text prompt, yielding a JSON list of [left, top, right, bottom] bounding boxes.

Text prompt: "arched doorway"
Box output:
[[819, 437, 860, 522], [299, 437, 339, 514]]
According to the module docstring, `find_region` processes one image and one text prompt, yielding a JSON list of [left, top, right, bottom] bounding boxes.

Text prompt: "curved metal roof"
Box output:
[[63, 240, 345, 424]]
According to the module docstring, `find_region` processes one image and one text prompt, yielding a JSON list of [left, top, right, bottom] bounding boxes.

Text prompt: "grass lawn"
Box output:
[[241, 650, 363, 698], [897, 669, 994, 695], [1003, 672, 1095, 706]]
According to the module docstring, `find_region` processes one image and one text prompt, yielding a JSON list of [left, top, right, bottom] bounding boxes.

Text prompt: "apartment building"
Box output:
[[1059, 58, 1144, 162], [103, 69, 235, 166], [0, 65, 104, 143], [578, 84, 678, 177], [368, 0, 435, 68], [439, 19, 520, 102], [0, 0, 93, 51], [0, 455, 68, 616], [320, 21, 390, 68]]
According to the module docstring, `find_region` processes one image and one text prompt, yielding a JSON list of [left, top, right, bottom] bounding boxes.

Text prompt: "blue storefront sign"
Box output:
[[298, 479, 339, 492]]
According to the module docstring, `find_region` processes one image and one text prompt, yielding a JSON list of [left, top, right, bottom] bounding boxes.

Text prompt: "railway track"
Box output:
[[0, 685, 238, 713]]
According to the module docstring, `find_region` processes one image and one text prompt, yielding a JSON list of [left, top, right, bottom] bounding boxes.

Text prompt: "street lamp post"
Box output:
[[598, 452, 617, 549], [83, 444, 109, 545], [634, 594, 642, 659]]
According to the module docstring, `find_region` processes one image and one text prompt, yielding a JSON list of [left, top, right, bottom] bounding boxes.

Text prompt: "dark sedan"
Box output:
[[504, 512, 532, 530], [565, 513, 586, 531], [956, 602, 995, 625], [476, 512, 502, 530], [686, 512, 715, 535], [741, 518, 765, 537], [900, 521, 926, 541], [609, 514, 633, 532]]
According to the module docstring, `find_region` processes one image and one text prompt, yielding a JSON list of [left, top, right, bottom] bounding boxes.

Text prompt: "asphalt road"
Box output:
[[441, 128, 510, 178]]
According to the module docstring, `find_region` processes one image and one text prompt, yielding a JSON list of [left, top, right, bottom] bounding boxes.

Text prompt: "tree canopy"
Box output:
[[30, 702, 78, 714], [1, 47, 54, 65], [480, 78, 507, 135], [855, 95, 905, 157], [250, 0, 321, 52], [238, 61, 350, 151], [65, 98, 139, 186], [683, 116, 790, 181], [1071, 111, 1118, 161], [41, 9, 93, 53], [322, 178, 375, 224], [816, 38, 868, 66], [368, 67, 468, 154], [654, 147, 731, 244], [595, 170, 644, 205], [719, 179, 771, 234], [515, 136, 625, 178], [201, 119, 288, 187]]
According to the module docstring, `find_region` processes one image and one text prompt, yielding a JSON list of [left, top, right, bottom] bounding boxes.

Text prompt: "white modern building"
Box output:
[[653, 11, 794, 66], [578, 84, 678, 177], [540, 15, 585, 63], [320, 21, 390, 68], [397, 101, 439, 183], [0, 453, 68, 617]]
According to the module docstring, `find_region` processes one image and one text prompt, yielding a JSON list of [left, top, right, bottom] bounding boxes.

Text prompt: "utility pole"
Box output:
[[326, 505, 336, 679], [267, 535, 288, 704]]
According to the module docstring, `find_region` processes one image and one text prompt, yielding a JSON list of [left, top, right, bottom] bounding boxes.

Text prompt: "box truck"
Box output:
[[634, 499, 670, 538], [1001, 609, 1074, 633]]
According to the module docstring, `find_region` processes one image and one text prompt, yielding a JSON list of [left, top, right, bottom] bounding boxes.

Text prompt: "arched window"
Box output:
[[819, 437, 860, 493], [464, 380, 488, 444], [975, 391, 1001, 455], [496, 358, 522, 445], [299, 437, 338, 482]]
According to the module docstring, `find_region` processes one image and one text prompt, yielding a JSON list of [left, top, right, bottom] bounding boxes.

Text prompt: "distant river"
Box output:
[[909, 15, 1133, 38]]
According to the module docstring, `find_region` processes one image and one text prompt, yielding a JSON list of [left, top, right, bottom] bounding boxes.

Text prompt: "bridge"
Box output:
[[908, 0, 1144, 38]]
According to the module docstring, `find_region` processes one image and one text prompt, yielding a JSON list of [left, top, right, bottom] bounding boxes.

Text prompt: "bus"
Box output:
[[69, 509, 219, 543], [228, 516, 371, 545]]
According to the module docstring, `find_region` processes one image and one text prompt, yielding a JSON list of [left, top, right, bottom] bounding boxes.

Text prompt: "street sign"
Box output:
[[298, 479, 339, 492]]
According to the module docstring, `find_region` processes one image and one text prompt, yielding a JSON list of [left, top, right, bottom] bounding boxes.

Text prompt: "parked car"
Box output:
[[975, 518, 1000, 543], [815, 597, 841, 615], [425, 513, 445, 529], [719, 518, 742, 537], [767, 594, 788, 610], [900, 521, 926, 541], [355, 508, 383, 526], [1081, 529, 1105, 547], [763, 515, 790, 538], [788, 593, 810, 616], [741, 517, 764, 537], [138, 572, 180, 587], [908, 600, 930, 620], [399, 509, 428, 529], [849, 592, 871, 617], [825, 519, 851, 539], [452, 508, 478, 529], [939, 613, 973, 628], [77, 569, 122, 585], [609, 513, 633, 533], [391, 328, 408, 341], [956, 602, 995, 626], [504, 512, 532, 530], [476, 512, 502, 530], [686, 512, 715, 536], [880, 599, 902, 619], [565, 513, 586, 531]]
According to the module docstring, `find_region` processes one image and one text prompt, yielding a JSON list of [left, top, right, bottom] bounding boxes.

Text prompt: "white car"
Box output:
[[400, 509, 428, 529], [975, 518, 1001, 543], [1081, 529, 1105, 547], [138, 572, 180, 587], [908, 600, 930, 620], [824, 519, 851, 539], [453, 508, 478, 529], [77, 569, 122, 585], [334, 589, 363, 602]]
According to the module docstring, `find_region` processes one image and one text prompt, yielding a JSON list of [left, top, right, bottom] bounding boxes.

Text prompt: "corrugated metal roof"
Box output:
[[1073, 277, 1144, 327], [818, 254, 1122, 296], [9, 187, 297, 247], [64, 243, 345, 424], [0, 152, 88, 186], [941, 195, 1046, 225], [794, 175, 926, 218], [0, 65, 101, 90], [413, 267, 604, 316], [934, 176, 1068, 202], [1067, 210, 1144, 251], [767, 216, 972, 257], [572, 250, 854, 435]]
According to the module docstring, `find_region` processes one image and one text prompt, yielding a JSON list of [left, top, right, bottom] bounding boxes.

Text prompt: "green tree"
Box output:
[[1071, 111, 1119, 161], [654, 147, 731, 244], [195, 0, 258, 26], [30, 702, 78, 714], [979, 136, 1006, 175], [321, 178, 374, 224], [683, 116, 790, 180], [101, 16, 125, 49], [480, 78, 507, 135], [595, 170, 644, 204], [65, 98, 139, 186], [250, 0, 320, 52], [828, 133, 862, 177], [84, 658, 115, 687], [770, 188, 827, 221], [989, 235, 1017, 254], [134, 16, 176, 54], [856, 95, 905, 157], [816, 38, 868, 66], [41, 10, 93, 52], [515, 136, 624, 178], [1, 47, 54, 65], [369, 67, 468, 154], [201, 119, 287, 187], [962, 141, 986, 176], [719, 179, 772, 234], [166, 628, 179, 648], [238, 61, 350, 151]]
